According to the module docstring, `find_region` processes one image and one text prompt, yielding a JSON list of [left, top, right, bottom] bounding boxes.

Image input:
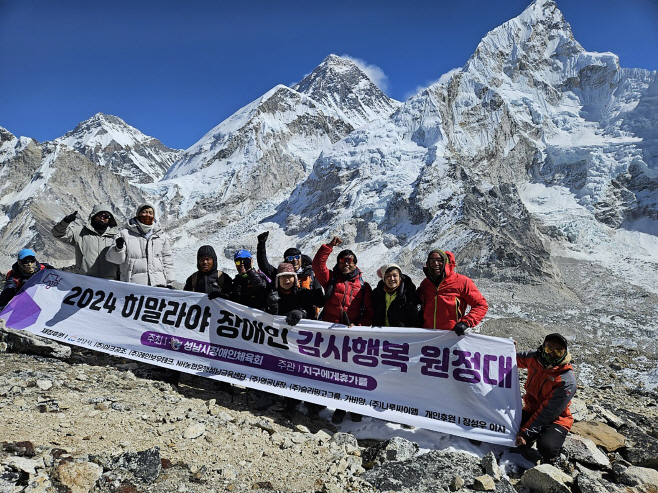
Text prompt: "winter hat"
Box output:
[[18, 248, 36, 260], [337, 249, 357, 264], [543, 333, 568, 351], [197, 245, 217, 270], [377, 263, 402, 279], [426, 249, 448, 265], [283, 247, 302, 259], [276, 262, 297, 279]]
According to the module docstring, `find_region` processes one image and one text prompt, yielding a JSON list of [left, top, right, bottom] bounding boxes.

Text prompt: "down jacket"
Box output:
[[52, 204, 119, 280], [105, 218, 175, 286], [312, 244, 373, 326], [372, 275, 423, 327], [417, 250, 488, 330], [517, 350, 576, 439], [0, 261, 54, 308]]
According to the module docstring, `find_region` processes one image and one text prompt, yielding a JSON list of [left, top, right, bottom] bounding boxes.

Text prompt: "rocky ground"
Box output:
[[1, 307, 658, 493]]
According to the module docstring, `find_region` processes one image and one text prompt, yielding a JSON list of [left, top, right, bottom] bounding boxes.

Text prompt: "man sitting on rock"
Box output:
[[515, 333, 577, 463]]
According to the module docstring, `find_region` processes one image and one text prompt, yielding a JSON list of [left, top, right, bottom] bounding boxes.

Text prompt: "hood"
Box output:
[[196, 245, 218, 272], [423, 249, 456, 283], [135, 203, 157, 220], [89, 203, 118, 228]]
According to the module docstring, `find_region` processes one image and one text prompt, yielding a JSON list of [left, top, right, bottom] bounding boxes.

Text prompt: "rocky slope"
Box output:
[[1, 311, 656, 492]]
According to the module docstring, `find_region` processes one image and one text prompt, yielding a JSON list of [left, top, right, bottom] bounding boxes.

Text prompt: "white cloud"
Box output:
[[340, 55, 389, 92], [403, 68, 462, 101]]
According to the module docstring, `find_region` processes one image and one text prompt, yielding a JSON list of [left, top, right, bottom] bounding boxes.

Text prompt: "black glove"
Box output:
[[166, 285, 175, 290], [257, 231, 269, 243], [208, 290, 222, 300], [286, 309, 305, 326], [115, 237, 125, 249], [64, 211, 78, 223], [266, 291, 279, 312], [453, 322, 469, 336]]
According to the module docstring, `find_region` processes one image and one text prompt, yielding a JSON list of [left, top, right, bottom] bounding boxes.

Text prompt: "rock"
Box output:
[[315, 429, 332, 444], [619, 425, 658, 468], [363, 450, 482, 492], [330, 432, 359, 450], [182, 422, 206, 439], [104, 447, 162, 482], [4, 456, 44, 475], [473, 474, 495, 491], [36, 378, 53, 390], [481, 451, 501, 481], [0, 326, 71, 360], [590, 405, 625, 428], [56, 461, 103, 493], [251, 419, 275, 435], [2, 440, 36, 457], [562, 434, 611, 468], [295, 424, 310, 434], [570, 399, 591, 422], [362, 437, 419, 467], [214, 410, 235, 422], [520, 464, 573, 493], [615, 463, 658, 487], [571, 421, 626, 452], [450, 475, 464, 491]]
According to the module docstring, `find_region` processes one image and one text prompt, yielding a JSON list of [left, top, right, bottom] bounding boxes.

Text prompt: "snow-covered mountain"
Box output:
[[56, 113, 180, 184]]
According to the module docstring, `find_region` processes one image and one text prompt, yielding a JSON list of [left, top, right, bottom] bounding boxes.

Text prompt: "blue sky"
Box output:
[[2, 0, 657, 150]]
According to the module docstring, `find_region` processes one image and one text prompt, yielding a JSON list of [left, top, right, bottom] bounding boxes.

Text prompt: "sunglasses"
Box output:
[[234, 259, 249, 265], [19, 257, 36, 264], [95, 212, 111, 219], [285, 255, 301, 262], [543, 345, 566, 357], [338, 257, 355, 264]]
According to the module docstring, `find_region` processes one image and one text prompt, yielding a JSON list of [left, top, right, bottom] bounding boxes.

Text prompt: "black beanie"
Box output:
[[544, 333, 568, 350], [283, 247, 302, 259], [197, 245, 217, 269]]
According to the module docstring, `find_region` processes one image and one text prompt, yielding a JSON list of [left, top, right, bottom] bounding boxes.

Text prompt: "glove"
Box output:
[[166, 285, 175, 290], [266, 291, 279, 312], [257, 231, 269, 243], [208, 290, 223, 300], [64, 211, 78, 223], [285, 309, 305, 326], [115, 237, 125, 249], [453, 322, 469, 336]]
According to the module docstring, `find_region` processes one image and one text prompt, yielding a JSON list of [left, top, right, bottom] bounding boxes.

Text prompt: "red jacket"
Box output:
[[417, 251, 488, 330], [312, 244, 373, 326], [517, 351, 576, 438]]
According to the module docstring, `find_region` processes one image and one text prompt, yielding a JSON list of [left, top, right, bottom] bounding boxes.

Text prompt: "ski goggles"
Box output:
[[542, 344, 566, 358], [95, 212, 111, 219], [285, 255, 301, 262]]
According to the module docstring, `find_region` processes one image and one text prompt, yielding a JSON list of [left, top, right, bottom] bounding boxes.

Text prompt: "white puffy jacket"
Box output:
[[105, 218, 175, 286]]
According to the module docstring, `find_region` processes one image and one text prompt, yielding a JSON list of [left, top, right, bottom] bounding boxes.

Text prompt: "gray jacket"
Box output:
[[105, 218, 175, 286], [52, 204, 119, 280]]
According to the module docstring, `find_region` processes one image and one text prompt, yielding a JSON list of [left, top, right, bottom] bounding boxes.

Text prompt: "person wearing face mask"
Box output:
[[372, 264, 422, 328], [52, 204, 120, 280], [183, 245, 233, 299], [417, 249, 488, 335], [0, 249, 54, 309], [515, 333, 576, 463], [312, 236, 373, 424], [105, 203, 175, 287]]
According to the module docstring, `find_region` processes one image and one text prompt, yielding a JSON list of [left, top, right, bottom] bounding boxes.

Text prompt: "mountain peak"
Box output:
[[293, 55, 400, 128]]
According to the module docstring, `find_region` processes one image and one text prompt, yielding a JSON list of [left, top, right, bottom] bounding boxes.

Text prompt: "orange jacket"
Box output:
[[416, 251, 488, 330], [517, 351, 576, 438]]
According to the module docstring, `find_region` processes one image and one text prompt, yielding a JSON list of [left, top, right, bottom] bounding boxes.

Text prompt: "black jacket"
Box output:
[[372, 275, 423, 327], [266, 286, 325, 319], [183, 270, 233, 297], [1, 261, 54, 308], [257, 242, 323, 293], [231, 269, 270, 310]]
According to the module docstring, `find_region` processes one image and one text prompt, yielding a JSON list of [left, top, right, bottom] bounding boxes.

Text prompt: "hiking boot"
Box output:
[[332, 409, 346, 424]]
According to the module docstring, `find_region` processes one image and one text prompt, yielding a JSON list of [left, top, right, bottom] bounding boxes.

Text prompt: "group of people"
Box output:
[[0, 203, 576, 463]]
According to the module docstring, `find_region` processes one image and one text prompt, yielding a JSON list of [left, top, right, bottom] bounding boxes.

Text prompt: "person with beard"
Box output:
[[0, 249, 54, 309], [183, 245, 233, 299], [515, 333, 577, 463], [312, 236, 373, 423], [265, 262, 325, 418], [417, 249, 488, 335], [105, 203, 175, 287], [256, 231, 323, 317], [372, 264, 422, 328], [52, 204, 120, 279]]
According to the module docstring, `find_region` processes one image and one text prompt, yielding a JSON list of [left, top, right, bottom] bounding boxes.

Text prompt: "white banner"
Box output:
[[1, 269, 521, 445]]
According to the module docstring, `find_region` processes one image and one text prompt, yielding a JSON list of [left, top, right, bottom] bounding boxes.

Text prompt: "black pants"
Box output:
[[521, 411, 569, 461]]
